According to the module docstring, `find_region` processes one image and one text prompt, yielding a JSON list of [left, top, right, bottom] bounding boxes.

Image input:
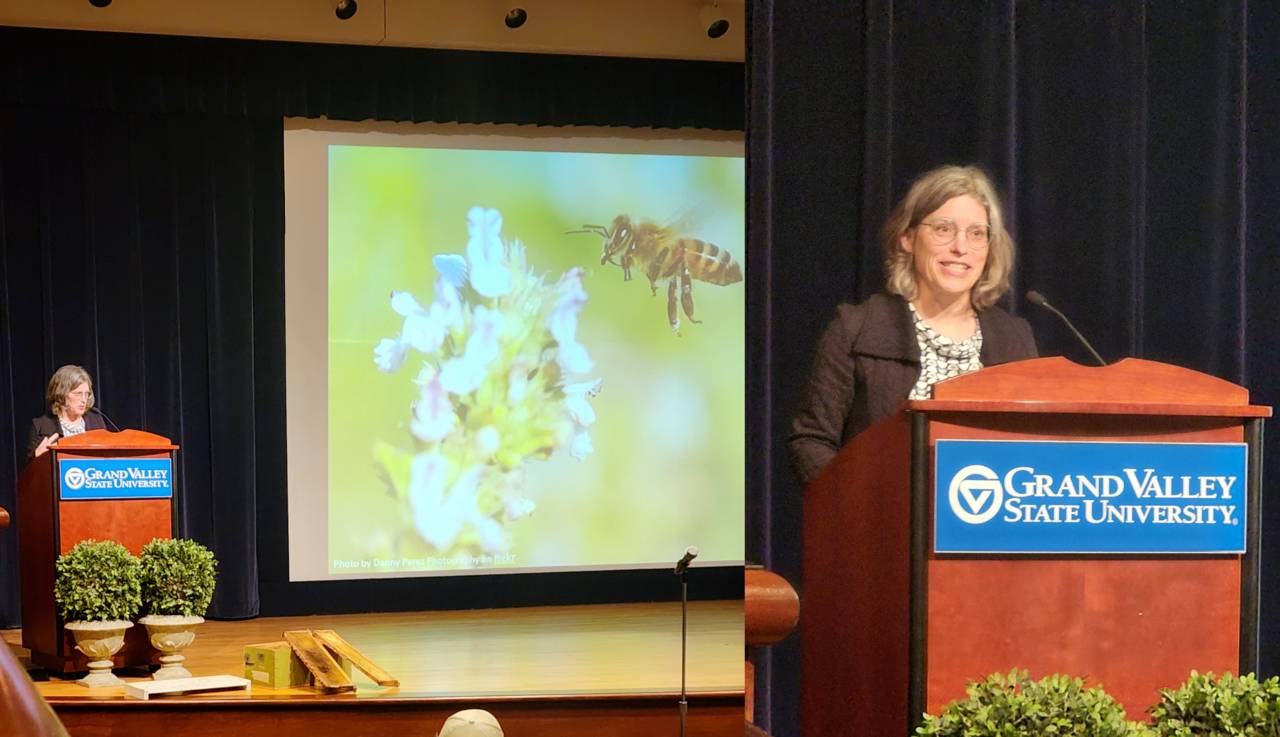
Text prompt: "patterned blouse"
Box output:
[[59, 416, 87, 438], [907, 301, 984, 400]]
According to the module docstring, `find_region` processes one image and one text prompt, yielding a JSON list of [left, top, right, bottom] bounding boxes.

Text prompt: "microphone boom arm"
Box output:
[[1026, 291, 1107, 367]]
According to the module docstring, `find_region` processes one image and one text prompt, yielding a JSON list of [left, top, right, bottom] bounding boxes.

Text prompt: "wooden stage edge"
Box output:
[[4, 600, 745, 737]]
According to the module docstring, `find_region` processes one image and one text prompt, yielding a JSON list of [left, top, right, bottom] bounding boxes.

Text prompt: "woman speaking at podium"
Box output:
[[788, 166, 1037, 486], [25, 364, 105, 463]]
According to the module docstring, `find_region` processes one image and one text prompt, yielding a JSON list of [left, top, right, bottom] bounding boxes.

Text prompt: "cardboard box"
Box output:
[[243, 641, 309, 688]]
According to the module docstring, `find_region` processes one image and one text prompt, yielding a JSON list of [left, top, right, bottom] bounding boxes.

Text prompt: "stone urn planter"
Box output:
[[138, 614, 205, 680], [54, 540, 142, 689], [64, 620, 134, 688], [138, 538, 218, 681]]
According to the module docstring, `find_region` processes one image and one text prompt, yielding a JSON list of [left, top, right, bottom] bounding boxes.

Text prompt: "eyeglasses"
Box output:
[[918, 220, 991, 249], [67, 390, 92, 400]]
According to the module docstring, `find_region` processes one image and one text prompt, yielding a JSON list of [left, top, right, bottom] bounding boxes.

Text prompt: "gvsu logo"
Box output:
[[63, 467, 87, 490], [947, 465, 1003, 524]]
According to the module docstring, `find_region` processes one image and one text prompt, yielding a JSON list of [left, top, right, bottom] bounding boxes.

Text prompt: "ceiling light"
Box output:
[[699, 2, 730, 39], [505, 8, 528, 29]]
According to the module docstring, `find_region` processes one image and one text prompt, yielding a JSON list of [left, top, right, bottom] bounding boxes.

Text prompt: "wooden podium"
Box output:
[[16, 429, 180, 673], [801, 357, 1270, 736]]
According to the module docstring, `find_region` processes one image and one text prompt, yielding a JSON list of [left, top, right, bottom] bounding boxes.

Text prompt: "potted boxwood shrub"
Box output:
[[54, 539, 142, 688], [137, 537, 218, 680], [916, 669, 1153, 737]]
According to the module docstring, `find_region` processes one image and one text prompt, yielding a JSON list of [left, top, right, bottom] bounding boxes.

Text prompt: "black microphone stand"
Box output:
[[673, 546, 697, 737], [90, 406, 123, 433], [679, 564, 689, 737]]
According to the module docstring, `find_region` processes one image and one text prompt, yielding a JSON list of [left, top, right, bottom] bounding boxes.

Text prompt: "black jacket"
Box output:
[[788, 293, 1038, 486], [25, 412, 107, 464]]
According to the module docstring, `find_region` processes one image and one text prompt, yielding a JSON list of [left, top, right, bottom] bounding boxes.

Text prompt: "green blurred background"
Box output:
[[328, 144, 745, 575]]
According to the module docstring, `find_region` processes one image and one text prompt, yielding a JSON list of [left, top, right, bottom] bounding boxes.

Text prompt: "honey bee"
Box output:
[[568, 215, 743, 333]]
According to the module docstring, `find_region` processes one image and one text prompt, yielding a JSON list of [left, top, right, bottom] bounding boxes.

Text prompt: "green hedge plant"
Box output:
[[54, 539, 142, 623], [1149, 671, 1280, 736], [917, 669, 1153, 737], [139, 537, 218, 617]]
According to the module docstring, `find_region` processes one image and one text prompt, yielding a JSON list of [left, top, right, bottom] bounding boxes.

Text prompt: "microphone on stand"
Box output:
[[674, 545, 698, 737], [674, 545, 699, 576], [89, 406, 123, 433], [1025, 290, 1107, 367]]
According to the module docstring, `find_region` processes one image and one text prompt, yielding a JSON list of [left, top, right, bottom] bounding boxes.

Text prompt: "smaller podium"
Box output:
[[17, 429, 180, 673]]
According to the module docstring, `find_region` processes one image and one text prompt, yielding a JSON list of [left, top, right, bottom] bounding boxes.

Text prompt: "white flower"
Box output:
[[411, 461, 500, 551], [475, 426, 501, 457], [440, 306, 506, 395], [472, 516, 507, 554], [409, 452, 454, 548], [507, 365, 531, 403], [414, 364, 438, 386], [564, 394, 596, 427], [564, 378, 603, 397], [374, 338, 407, 373], [466, 207, 511, 298], [392, 290, 447, 354], [379, 207, 605, 559], [549, 268, 593, 373], [433, 276, 464, 330], [410, 376, 456, 442], [506, 497, 536, 520], [570, 430, 594, 460], [404, 312, 445, 354], [562, 378, 599, 461], [433, 254, 469, 290], [390, 291, 424, 317]]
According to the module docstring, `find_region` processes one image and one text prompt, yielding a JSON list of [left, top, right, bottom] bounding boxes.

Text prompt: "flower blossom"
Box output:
[[373, 206, 601, 558], [549, 268, 593, 373], [410, 376, 456, 442], [465, 207, 511, 298], [374, 338, 407, 373], [440, 306, 505, 396]]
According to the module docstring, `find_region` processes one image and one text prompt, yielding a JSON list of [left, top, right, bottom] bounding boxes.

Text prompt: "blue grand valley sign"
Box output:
[[934, 440, 1247, 554], [59, 458, 173, 500]]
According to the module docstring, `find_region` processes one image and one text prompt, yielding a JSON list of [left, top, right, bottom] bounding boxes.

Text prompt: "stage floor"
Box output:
[[4, 600, 744, 736]]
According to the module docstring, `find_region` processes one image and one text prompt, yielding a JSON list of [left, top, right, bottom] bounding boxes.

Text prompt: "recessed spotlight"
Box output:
[[335, 0, 358, 21], [89, 0, 112, 7], [699, 2, 730, 39], [505, 8, 528, 29]]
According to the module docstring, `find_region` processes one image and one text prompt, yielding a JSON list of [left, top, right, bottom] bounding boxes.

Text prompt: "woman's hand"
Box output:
[[34, 433, 59, 457]]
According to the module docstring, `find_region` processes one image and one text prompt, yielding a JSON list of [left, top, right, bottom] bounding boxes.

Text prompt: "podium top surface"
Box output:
[[51, 428, 178, 451], [908, 357, 1272, 418]]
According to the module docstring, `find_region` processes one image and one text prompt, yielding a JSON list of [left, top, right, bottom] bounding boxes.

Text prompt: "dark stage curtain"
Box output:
[[0, 26, 742, 131], [747, 2, 1280, 734], [0, 26, 742, 627], [0, 109, 280, 620]]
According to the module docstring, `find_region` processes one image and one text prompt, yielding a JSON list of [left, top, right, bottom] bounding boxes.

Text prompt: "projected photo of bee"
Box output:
[[328, 144, 745, 576], [568, 214, 743, 334]]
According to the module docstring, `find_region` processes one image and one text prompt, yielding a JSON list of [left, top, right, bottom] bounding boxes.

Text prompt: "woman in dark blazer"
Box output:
[[789, 166, 1038, 486], [26, 364, 106, 464]]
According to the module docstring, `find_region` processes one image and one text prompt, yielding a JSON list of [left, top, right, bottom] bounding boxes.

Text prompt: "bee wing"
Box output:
[[433, 254, 469, 289], [664, 203, 711, 238]]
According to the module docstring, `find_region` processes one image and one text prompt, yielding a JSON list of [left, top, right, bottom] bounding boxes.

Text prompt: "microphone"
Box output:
[[674, 546, 699, 576], [674, 546, 699, 737], [1025, 290, 1106, 367], [89, 406, 123, 433]]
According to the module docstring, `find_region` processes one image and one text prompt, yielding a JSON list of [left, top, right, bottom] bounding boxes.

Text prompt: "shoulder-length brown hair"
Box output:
[[880, 165, 1015, 310], [47, 364, 95, 416]]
